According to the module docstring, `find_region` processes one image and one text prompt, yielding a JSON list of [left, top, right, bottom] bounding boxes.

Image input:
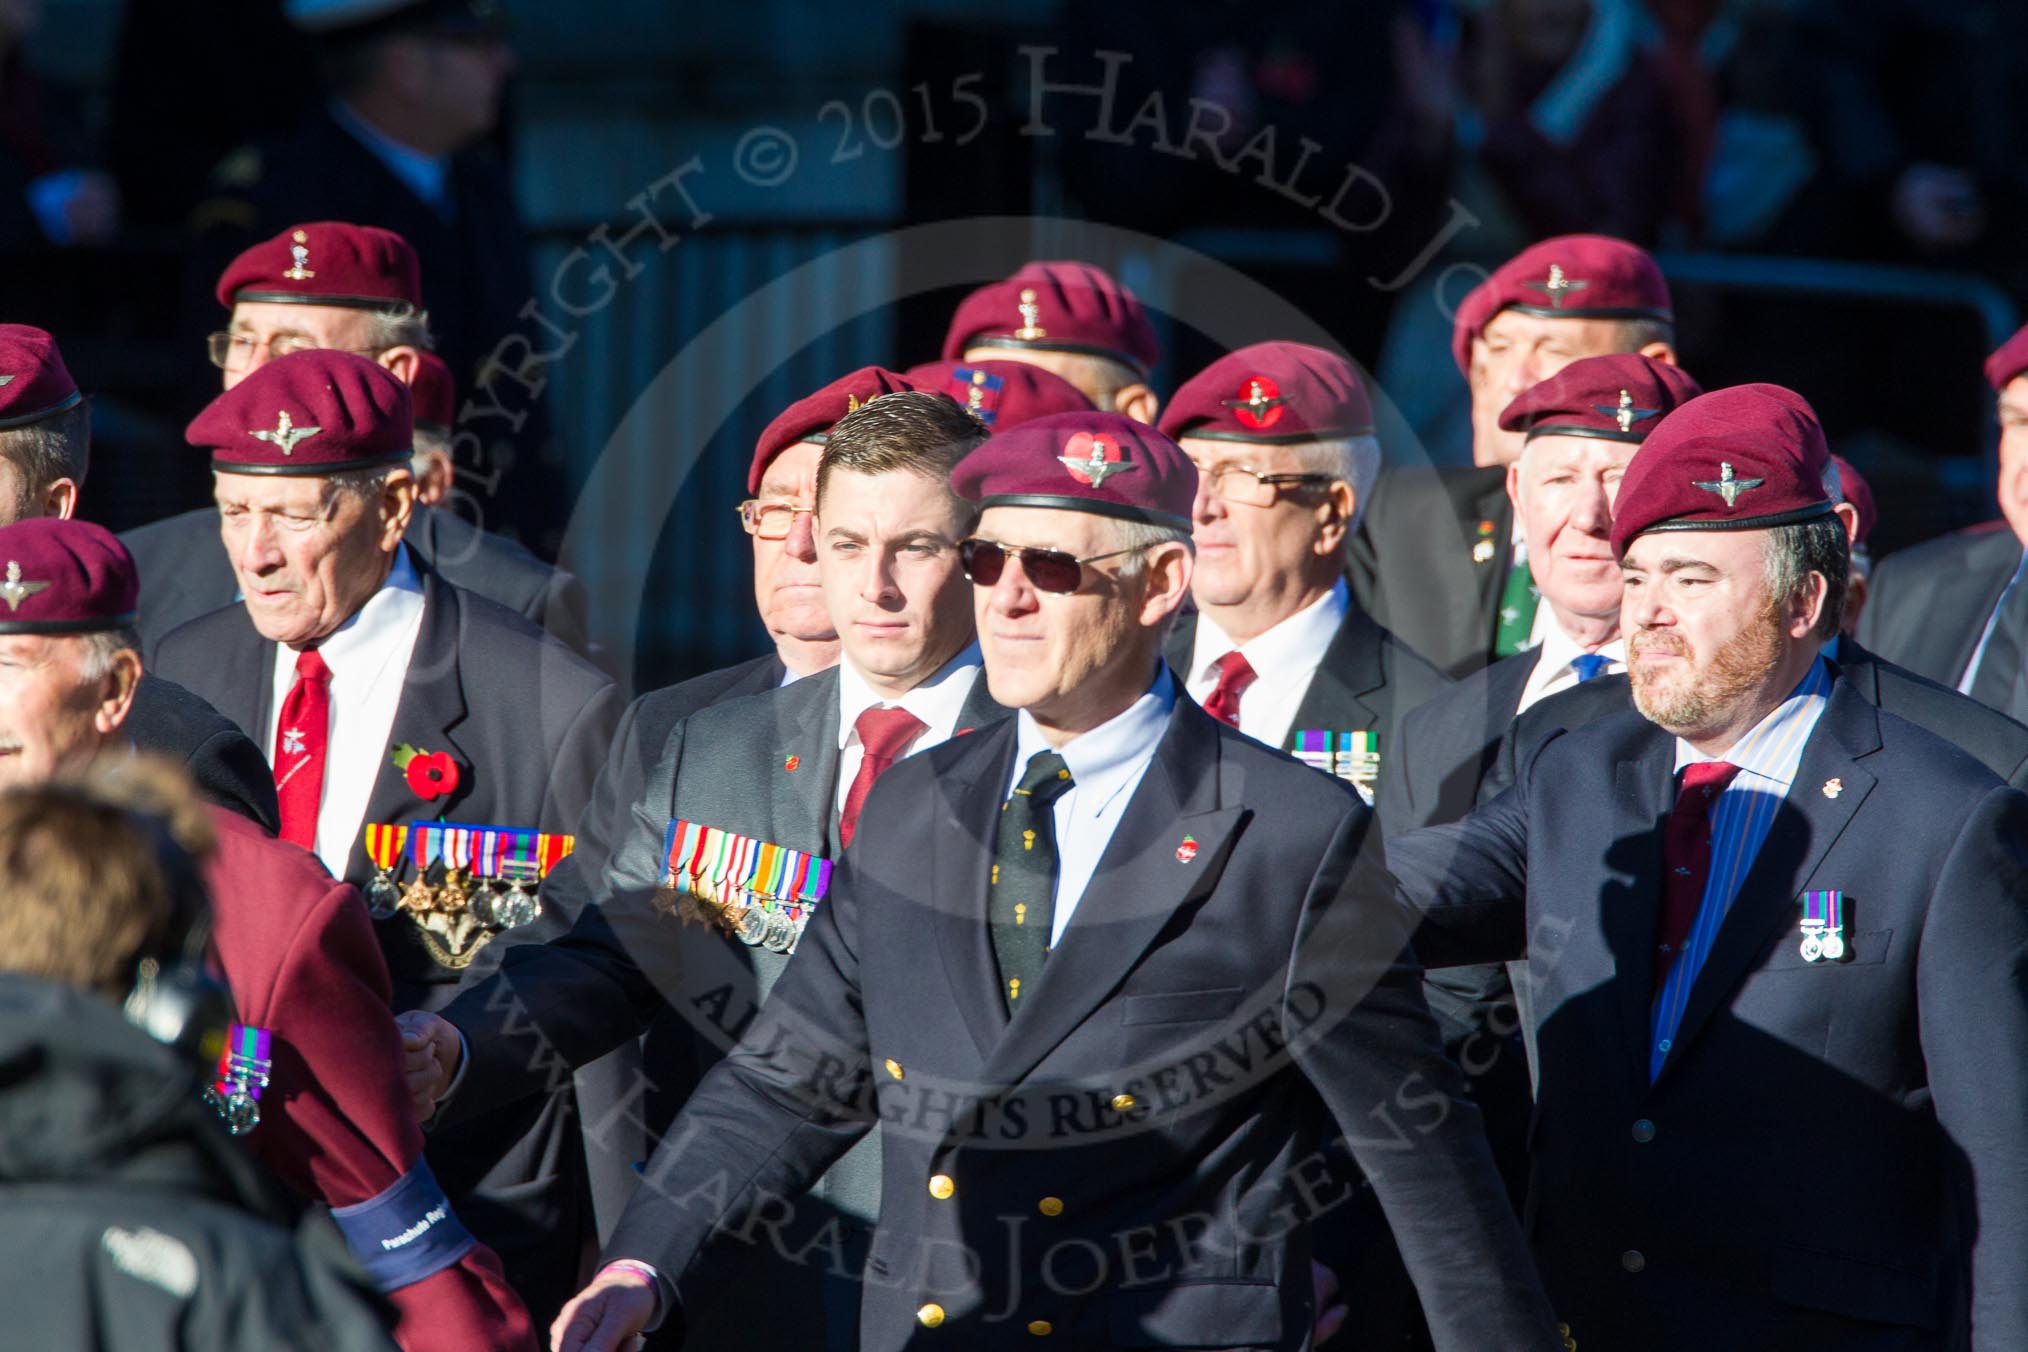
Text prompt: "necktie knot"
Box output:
[[1571, 652, 1611, 683], [1203, 650, 1257, 728], [294, 647, 331, 683], [1014, 749, 1075, 806], [1674, 760, 1741, 820], [854, 704, 926, 761]]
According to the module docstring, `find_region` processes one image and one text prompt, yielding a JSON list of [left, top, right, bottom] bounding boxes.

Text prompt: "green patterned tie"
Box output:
[[1493, 558, 1540, 658], [989, 750, 1076, 1011]]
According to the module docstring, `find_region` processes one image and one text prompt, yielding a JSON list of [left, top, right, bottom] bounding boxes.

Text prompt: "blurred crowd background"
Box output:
[[8, 0, 2024, 687]]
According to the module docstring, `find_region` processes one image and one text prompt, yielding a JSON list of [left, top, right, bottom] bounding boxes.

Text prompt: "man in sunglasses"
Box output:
[[121, 220, 592, 662], [539, 410, 1561, 1352], [1159, 340, 1449, 810], [401, 390, 1005, 1351]]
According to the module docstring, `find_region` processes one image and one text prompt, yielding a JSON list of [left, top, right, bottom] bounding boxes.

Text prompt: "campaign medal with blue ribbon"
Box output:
[[1292, 730, 1380, 804], [661, 818, 835, 953], [1800, 889, 1848, 962], [204, 1022, 273, 1135]]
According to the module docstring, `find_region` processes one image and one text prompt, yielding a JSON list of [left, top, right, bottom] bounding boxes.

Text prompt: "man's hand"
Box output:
[[395, 1009, 462, 1123], [1312, 1259, 1349, 1346], [551, 1265, 657, 1352]]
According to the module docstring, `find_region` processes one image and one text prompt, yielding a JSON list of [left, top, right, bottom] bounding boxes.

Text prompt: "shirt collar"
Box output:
[[329, 100, 449, 210], [1534, 617, 1625, 674], [1013, 663, 1175, 812], [1189, 577, 1348, 683], [294, 543, 425, 666], [1673, 655, 1833, 785], [836, 642, 983, 748]]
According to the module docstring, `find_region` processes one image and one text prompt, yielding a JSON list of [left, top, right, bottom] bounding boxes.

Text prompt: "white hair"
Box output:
[[1290, 434, 1382, 532], [75, 627, 141, 685]]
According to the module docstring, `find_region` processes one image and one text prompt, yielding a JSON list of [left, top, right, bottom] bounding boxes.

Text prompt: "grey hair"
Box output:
[[321, 465, 406, 508], [74, 625, 141, 685], [1611, 317, 1675, 352], [1289, 434, 1382, 533], [365, 307, 434, 354], [0, 400, 90, 512], [1761, 514, 1849, 643], [1109, 518, 1195, 583]]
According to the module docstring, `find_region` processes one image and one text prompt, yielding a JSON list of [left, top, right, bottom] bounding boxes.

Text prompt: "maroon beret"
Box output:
[[749, 366, 916, 495], [1451, 234, 1673, 375], [187, 349, 414, 476], [1984, 323, 2028, 392], [1499, 353, 1704, 443], [941, 261, 1161, 377], [0, 324, 82, 430], [950, 411, 1196, 532], [1159, 341, 1373, 445], [904, 359, 1093, 430], [1609, 384, 1836, 556], [214, 221, 423, 312], [0, 517, 137, 635], [410, 350, 455, 432], [1832, 454, 1877, 548]]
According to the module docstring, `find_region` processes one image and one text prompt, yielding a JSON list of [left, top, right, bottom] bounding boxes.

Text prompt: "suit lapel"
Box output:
[[760, 669, 840, 856], [209, 610, 277, 748], [1607, 730, 1677, 1090], [1472, 474, 1514, 642], [929, 723, 1018, 1060], [344, 569, 469, 883], [953, 670, 1011, 737], [981, 702, 1245, 1090], [1658, 687, 1879, 1086], [1284, 608, 1385, 749], [1942, 529, 2018, 684]]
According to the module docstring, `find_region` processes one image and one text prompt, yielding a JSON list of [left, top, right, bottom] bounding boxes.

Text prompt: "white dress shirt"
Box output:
[[1185, 579, 1347, 751], [266, 546, 427, 878], [1007, 665, 1175, 945], [833, 643, 983, 817], [1516, 622, 1627, 714]]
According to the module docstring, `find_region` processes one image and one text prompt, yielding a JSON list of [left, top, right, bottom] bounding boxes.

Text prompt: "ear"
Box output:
[[379, 471, 418, 552], [412, 448, 454, 507], [379, 345, 423, 386], [41, 478, 79, 520], [1788, 570, 1830, 640], [1312, 481, 1356, 556], [1505, 459, 1523, 511], [1830, 501, 1860, 548], [1641, 341, 1678, 364], [94, 647, 143, 736], [1135, 540, 1194, 629], [1114, 383, 1161, 426]]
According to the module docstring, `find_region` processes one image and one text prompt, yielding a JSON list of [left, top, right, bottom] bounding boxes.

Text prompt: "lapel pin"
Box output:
[[1472, 518, 1497, 565], [1175, 834, 1199, 864], [1821, 778, 1842, 799], [783, 755, 800, 772]]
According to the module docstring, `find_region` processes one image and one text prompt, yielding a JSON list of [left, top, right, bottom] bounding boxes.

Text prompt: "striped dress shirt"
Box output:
[[1650, 657, 1832, 1080]]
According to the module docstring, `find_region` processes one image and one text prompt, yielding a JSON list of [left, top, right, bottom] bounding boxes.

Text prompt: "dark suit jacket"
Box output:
[[645, 652, 789, 728], [441, 663, 1006, 1351], [1164, 604, 1454, 790], [151, 558, 620, 1326], [1378, 647, 1540, 836], [1348, 464, 1513, 679], [1390, 681, 2028, 1349], [127, 672, 282, 835], [1489, 642, 2028, 800], [124, 505, 594, 664], [1857, 521, 2021, 687], [590, 695, 1559, 1351]]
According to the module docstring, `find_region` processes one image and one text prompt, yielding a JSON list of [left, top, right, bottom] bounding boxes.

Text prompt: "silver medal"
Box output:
[[1800, 929, 1823, 962], [1819, 930, 1846, 961], [365, 870, 402, 920]]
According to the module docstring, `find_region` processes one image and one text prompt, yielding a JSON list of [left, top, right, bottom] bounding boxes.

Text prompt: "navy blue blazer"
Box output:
[[1389, 678, 2028, 1349], [601, 695, 1560, 1351], [1378, 646, 1539, 835]]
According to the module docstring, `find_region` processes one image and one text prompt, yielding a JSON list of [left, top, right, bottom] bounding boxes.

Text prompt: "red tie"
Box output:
[[839, 705, 926, 849], [1655, 760, 1742, 994], [1202, 651, 1257, 728], [274, 648, 332, 850]]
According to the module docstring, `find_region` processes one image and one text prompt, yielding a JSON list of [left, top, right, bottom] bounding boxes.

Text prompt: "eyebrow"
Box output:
[[1623, 554, 1719, 574]]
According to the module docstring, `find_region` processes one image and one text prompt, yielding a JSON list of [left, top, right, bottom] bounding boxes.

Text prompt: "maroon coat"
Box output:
[[204, 806, 535, 1352]]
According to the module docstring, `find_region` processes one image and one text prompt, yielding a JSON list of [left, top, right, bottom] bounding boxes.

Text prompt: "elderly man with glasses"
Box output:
[[1159, 341, 1451, 807], [121, 220, 593, 662]]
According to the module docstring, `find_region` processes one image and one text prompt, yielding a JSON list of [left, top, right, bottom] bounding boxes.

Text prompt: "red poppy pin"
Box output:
[[391, 743, 461, 802], [1176, 835, 1199, 864], [784, 755, 800, 772]]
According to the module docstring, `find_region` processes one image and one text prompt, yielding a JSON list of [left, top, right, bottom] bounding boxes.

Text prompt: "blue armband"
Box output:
[[330, 1156, 476, 1291]]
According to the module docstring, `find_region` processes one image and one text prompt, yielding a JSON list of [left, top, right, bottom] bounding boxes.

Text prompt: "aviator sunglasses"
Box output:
[[958, 537, 1144, 593]]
